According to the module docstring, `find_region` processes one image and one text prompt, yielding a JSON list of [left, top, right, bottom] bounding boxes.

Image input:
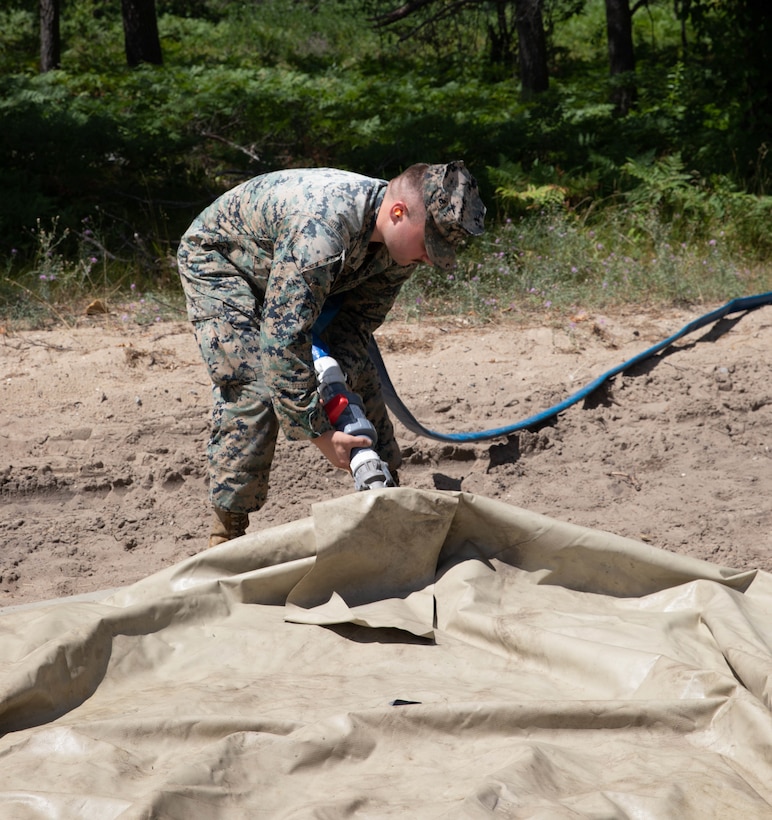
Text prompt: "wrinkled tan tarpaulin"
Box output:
[[1, 489, 771, 819]]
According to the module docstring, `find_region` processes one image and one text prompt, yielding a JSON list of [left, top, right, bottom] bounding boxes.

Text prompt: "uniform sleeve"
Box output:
[[259, 215, 346, 441]]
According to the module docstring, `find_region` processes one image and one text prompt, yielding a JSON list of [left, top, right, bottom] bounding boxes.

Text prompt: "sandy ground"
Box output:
[[1, 301, 770, 607]]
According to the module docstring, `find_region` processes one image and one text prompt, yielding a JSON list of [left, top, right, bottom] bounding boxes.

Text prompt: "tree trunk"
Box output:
[[487, 0, 515, 66], [39, 0, 61, 73], [605, 0, 637, 115], [738, 0, 772, 132], [516, 0, 549, 97], [121, 0, 163, 67]]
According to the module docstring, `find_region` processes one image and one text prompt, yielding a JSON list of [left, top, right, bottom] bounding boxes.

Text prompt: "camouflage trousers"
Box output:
[[193, 316, 401, 513]]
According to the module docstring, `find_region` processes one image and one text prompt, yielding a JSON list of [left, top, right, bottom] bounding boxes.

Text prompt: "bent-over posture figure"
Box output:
[[177, 161, 486, 546]]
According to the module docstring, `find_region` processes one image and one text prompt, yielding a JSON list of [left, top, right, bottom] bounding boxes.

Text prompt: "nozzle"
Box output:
[[350, 449, 396, 491]]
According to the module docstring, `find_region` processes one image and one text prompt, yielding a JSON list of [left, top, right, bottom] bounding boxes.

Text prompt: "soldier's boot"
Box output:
[[209, 507, 249, 548]]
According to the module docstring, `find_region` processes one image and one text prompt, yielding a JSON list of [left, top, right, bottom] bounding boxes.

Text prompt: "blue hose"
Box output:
[[370, 291, 772, 443]]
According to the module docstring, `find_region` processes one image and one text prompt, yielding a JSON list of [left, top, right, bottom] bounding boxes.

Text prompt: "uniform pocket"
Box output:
[[193, 316, 263, 386]]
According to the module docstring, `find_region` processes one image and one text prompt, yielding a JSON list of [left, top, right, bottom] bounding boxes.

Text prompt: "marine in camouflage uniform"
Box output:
[[177, 162, 485, 545]]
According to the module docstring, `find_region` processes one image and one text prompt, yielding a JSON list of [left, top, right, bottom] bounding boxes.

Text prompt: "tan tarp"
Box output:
[[1, 489, 771, 818]]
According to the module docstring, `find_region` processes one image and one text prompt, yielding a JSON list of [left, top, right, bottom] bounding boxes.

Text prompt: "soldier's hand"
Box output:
[[312, 430, 373, 470]]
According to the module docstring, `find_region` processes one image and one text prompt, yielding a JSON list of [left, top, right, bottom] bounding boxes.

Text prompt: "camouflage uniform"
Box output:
[[178, 168, 416, 513]]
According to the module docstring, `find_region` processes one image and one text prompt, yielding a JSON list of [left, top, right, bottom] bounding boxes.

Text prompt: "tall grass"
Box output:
[[396, 204, 771, 323], [6, 196, 767, 331], [0, 217, 184, 328]]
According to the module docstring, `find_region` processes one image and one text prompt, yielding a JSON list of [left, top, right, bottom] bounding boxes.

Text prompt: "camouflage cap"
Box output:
[[423, 161, 486, 271]]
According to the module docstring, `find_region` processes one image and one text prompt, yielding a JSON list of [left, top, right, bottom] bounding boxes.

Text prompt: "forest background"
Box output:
[[1, 0, 770, 326]]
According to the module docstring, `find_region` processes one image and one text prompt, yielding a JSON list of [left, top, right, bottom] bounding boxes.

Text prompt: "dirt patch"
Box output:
[[1, 302, 770, 606]]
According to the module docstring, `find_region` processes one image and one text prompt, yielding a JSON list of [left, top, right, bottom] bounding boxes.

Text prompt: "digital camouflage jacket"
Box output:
[[177, 168, 417, 441]]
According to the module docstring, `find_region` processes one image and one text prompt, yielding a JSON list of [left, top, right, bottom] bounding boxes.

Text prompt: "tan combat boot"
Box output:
[[209, 507, 249, 548]]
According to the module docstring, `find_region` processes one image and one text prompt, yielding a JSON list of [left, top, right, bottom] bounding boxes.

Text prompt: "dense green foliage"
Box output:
[[0, 0, 770, 325]]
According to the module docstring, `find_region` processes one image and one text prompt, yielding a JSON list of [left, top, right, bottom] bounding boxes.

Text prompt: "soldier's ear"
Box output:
[[391, 202, 408, 221]]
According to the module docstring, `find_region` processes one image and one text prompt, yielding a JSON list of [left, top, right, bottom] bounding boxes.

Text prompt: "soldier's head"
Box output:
[[378, 161, 486, 269]]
